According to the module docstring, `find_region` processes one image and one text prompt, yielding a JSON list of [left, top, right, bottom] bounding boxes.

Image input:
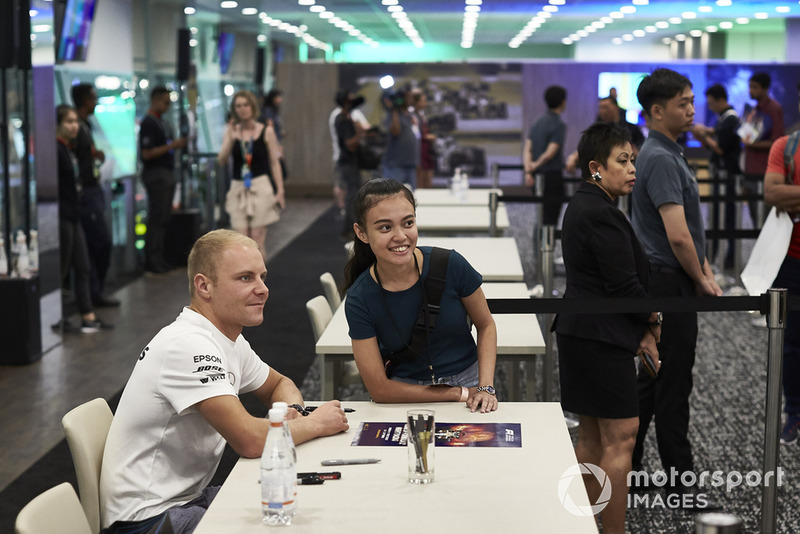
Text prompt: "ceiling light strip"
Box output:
[[508, 2, 559, 49], [260, 11, 331, 51], [298, 0, 379, 47], [460, 0, 481, 48], [382, 0, 423, 47]]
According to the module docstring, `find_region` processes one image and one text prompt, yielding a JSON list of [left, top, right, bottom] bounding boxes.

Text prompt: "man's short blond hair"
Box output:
[[188, 230, 258, 297]]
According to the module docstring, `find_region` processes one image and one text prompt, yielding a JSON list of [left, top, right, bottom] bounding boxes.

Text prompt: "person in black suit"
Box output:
[[555, 122, 660, 534]]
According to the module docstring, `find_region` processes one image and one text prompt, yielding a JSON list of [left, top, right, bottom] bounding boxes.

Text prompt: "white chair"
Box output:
[[319, 272, 341, 312], [62, 398, 114, 534], [306, 295, 333, 342], [15, 482, 92, 534]]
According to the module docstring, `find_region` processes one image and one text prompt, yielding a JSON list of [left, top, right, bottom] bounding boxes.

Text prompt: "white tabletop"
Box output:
[[414, 188, 502, 206], [194, 402, 598, 534], [415, 205, 510, 233], [417, 236, 524, 282], [316, 298, 544, 355]]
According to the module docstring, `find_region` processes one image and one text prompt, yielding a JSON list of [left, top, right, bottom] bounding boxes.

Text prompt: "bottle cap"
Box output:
[[268, 408, 285, 423]]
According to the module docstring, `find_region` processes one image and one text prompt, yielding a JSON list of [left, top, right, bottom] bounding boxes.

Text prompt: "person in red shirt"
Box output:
[[743, 72, 784, 229], [764, 124, 800, 445]]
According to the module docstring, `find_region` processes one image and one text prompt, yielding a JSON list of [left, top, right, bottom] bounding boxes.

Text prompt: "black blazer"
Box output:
[[554, 182, 651, 353]]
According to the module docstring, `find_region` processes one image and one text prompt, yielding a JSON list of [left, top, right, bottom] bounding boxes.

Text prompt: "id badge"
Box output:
[[242, 165, 252, 189]]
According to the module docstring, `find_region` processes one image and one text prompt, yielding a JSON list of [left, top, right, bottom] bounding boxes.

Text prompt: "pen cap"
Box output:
[[268, 408, 285, 424]]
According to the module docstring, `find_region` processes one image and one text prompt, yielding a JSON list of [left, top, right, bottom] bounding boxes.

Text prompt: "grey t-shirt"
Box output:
[[527, 110, 566, 173], [631, 130, 706, 269], [383, 111, 420, 168]]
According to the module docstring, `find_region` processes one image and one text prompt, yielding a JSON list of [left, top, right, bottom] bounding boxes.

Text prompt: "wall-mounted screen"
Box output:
[[598, 72, 647, 126], [218, 32, 235, 75], [57, 0, 97, 62]]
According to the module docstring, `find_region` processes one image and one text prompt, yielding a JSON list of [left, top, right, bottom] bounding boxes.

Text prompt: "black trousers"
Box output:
[[142, 167, 175, 268], [79, 185, 112, 300], [632, 265, 698, 479], [532, 170, 564, 226], [59, 218, 93, 315]]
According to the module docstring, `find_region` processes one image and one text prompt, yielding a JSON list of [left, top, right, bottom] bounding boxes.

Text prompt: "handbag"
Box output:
[[356, 143, 381, 171]]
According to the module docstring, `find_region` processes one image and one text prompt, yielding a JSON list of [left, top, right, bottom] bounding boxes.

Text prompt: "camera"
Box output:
[[381, 88, 407, 111]]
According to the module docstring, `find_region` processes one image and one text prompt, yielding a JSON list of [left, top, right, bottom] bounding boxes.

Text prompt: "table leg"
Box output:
[[321, 355, 335, 400]]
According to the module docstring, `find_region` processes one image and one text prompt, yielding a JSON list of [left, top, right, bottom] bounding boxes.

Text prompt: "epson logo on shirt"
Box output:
[[193, 354, 222, 364]]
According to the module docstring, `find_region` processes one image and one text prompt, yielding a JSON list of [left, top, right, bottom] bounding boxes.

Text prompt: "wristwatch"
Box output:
[[649, 312, 663, 326], [476, 385, 496, 395]]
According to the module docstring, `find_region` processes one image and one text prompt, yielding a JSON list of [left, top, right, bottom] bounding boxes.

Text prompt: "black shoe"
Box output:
[[93, 295, 121, 307], [51, 318, 81, 334], [667, 486, 723, 512], [80, 318, 114, 333]]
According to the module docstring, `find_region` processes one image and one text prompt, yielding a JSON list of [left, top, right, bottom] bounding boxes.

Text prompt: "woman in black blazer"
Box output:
[[555, 122, 660, 533]]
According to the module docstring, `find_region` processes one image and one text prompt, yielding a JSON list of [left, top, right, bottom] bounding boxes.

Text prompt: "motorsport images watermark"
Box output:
[[558, 463, 786, 515]]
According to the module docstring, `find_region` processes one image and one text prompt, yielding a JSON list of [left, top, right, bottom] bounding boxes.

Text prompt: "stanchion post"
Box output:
[[761, 288, 787, 534], [489, 191, 498, 237], [205, 158, 217, 231], [541, 225, 555, 402], [491, 161, 499, 189]]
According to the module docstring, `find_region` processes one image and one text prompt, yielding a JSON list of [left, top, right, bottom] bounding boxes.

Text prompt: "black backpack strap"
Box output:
[[423, 247, 450, 329]]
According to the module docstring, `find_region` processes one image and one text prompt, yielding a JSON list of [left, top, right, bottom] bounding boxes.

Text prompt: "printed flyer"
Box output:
[[351, 422, 522, 448]]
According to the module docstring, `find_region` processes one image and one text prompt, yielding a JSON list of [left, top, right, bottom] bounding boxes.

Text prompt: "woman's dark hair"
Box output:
[[56, 104, 76, 126], [577, 122, 632, 181], [264, 89, 283, 108], [343, 178, 416, 291]]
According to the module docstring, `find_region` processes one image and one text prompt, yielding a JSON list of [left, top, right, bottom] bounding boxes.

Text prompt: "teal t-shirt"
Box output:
[[345, 247, 482, 381]]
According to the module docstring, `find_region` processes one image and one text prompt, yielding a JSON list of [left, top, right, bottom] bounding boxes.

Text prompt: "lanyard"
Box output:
[[238, 135, 254, 189]]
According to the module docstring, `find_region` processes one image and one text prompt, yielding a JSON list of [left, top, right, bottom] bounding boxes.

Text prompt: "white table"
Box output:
[[315, 287, 543, 401], [417, 236, 524, 282], [415, 205, 510, 234], [194, 402, 598, 534], [414, 188, 502, 206]]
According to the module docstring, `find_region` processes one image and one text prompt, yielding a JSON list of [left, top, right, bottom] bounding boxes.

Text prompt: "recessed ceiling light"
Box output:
[[220, 0, 237, 8], [622, 34, 634, 41], [32, 24, 51, 32], [381, 0, 398, 4], [633, 29, 645, 37], [592, 20, 605, 29], [682, 12, 696, 19], [719, 21, 734, 29], [662, 37, 671, 44], [736, 17, 750, 24], [609, 11, 624, 19], [620, 6, 636, 14], [675, 34, 686, 41], [612, 37, 623, 44], [184, 6, 196, 14], [561, 37, 573, 45], [189, 38, 198, 47], [242, 7, 257, 15], [706, 25, 718, 32], [298, 0, 314, 5], [189, 26, 198, 33], [754, 12, 768, 19], [388, 5, 403, 12], [309, 5, 324, 12], [466, 0, 482, 4], [543, 5, 558, 12], [257, 34, 267, 42], [319, 11, 334, 18], [669, 17, 682, 24], [690, 29, 703, 37], [776, 6, 791, 13], [698, 6, 712, 12], [549, 0, 565, 4], [716, 0, 732, 6], [601, 16, 614, 24], [655, 21, 669, 28], [576, 29, 588, 37], [465, 5, 480, 12], [645, 25, 657, 32], [632, 0, 648, 5], [584, 25, 597, 33]]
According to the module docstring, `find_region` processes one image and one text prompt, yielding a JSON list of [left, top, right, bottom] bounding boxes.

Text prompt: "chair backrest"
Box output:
[[306, 295, 333, 342], [15, 482, 92, 534], [62, 398, 114, 534], [319, 272, 341, 312]]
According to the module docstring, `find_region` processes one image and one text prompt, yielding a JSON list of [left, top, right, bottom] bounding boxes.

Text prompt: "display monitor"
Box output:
[[218, 32, 235, 75], [597, 72, 647, 126], [57, 0, 97, 62]]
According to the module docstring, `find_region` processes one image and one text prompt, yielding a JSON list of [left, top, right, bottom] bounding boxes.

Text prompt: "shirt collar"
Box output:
[[648, 130, 684, 158]]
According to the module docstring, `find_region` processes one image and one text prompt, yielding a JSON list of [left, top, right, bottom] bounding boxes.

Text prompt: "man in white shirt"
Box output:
[[99, 229, 349, 534]]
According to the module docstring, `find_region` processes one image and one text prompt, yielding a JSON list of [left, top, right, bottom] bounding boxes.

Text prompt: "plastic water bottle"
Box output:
[[271, 402, 297, 464], [450, 167, 461, 196], [0, 237, 8, 277], [15, 230, 29, 277], [261, 408, 297, 526], [28, 230, 39, 273], [459, 170, 469, 202]]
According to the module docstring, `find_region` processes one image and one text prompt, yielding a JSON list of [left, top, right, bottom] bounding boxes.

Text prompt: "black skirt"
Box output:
[[557, 333, 638, 419]]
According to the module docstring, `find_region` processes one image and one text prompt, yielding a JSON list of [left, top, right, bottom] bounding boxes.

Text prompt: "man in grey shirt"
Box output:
[[523, 86, 566, 225], [630, 68, 722, 510]]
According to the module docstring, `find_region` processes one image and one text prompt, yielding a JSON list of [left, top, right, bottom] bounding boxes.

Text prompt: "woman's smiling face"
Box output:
[[355, 192, 418, 269]]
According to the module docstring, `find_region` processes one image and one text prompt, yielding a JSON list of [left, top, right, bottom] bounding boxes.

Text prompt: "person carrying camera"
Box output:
[[382, 89, 420, 189]]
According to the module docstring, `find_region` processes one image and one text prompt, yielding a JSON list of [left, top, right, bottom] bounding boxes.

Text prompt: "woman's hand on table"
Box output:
[[466, 388, 498, 414]]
